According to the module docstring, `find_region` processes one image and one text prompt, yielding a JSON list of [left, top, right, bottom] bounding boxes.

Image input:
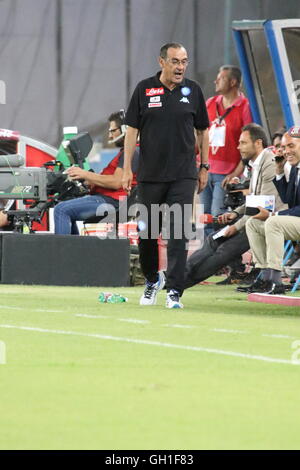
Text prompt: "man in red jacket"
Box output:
[[201, 65, 252, 234], [54, 111, 139, 234]]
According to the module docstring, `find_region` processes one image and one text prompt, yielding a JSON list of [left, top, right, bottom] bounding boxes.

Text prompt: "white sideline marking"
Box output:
[[212, 328, 248, 335], [262, 334, 296, 339], [0, 305, 64, 313], [75, 314, 150, 324], [119, 318, 150, 324], [0, 305, 22, 310], [0, 304, 299, 343], [0, 324, 297, 366], [36, 309, 65, 313], [164, 324, 195, 329], [76, 314, 110, 319]]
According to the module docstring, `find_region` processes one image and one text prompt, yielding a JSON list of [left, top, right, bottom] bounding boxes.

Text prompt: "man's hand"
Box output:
[[221, 160, 245, 188], [252, 206, 270, 221], [221, 174, 238, 188], [217, 211, 238, 225], [198, 168, 208, 193], [275, 156, 286, 175], [122, 168, 133, 194], [223, 224, 237, 238], [66, 166, 88, 180]]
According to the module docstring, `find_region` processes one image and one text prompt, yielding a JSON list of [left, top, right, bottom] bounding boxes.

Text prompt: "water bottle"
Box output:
[[107, 294, 128, 303], [98, 292, 112, 303], [98, 292, 128, 303]]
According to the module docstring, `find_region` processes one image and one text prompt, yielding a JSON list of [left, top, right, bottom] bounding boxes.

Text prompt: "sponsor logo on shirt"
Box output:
[[148, 102, 162, 108], [180, 97, 190, 103], [150, 96, 161, 102], [146, 87, 164, 96]]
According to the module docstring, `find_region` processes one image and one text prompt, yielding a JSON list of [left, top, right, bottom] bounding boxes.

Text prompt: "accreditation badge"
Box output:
[[209, 122, 226, 147]]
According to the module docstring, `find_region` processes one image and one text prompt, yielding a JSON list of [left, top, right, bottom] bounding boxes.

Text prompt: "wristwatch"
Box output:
[[200, 163, 210, 170]]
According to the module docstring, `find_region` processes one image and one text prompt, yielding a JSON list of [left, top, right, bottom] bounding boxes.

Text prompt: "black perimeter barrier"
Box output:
[[0, 234, 130, 287]]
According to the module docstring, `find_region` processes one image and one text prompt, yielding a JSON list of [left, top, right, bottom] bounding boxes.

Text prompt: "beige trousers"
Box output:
[[245, 215, 300, 271]]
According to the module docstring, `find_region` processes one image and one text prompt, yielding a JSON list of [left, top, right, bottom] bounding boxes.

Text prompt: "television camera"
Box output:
[[199, 179, 250, 231], [223, 179, 250, 210], [0, 132, 93, 232]]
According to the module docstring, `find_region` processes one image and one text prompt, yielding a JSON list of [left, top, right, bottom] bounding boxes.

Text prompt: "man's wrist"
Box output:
[[199, 163, 210, 171]]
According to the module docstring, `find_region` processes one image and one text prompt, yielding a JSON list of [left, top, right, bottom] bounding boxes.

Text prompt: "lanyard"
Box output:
[[216, 105, 234, 124]]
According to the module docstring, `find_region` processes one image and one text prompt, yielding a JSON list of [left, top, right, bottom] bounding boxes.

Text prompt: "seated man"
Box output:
[[184, 123, 285, 289], [54, 111, 139, 235], [244, 126, 300, 294]]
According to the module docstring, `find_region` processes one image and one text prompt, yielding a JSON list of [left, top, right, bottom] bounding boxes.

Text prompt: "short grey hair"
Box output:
[[220, 65, 242, 87], [160, 42, 185, 59]]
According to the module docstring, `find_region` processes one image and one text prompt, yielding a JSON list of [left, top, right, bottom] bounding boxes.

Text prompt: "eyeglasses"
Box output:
[[108, 127, 120, 134], [166, 58, 189, 66]]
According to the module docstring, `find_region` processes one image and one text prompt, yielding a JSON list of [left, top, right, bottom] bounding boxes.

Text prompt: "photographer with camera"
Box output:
[[184, 123, 285, 289], [54, 111, 139, 235]]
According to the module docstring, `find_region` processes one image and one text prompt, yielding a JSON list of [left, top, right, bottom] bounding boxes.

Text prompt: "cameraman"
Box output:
[[184, 123, 286, 288], [54, 111, 139, 235]]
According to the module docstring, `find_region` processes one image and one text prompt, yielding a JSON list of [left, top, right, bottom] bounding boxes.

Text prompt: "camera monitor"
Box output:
[[65, 132, 93, 168]]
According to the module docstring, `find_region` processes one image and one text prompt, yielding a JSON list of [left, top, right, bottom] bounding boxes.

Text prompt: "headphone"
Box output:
[[108, 109, 127, 144]]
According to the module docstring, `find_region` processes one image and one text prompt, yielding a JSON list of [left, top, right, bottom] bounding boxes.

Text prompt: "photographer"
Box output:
[[184, 123, 285, 289], [54, 111, 139, 235]]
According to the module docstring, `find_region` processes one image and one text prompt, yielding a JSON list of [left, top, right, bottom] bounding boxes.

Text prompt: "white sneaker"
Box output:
[[166, 290, 183, 309], [140, 272, 165, 305]]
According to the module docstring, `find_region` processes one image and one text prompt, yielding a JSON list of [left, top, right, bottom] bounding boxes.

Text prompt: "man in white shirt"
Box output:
[[184, 123, 284, 289], [245, 126, 300, 294]]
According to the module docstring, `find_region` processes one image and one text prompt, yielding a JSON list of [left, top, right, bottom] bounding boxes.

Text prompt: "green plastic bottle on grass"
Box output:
[[98, 292, 128, 303]]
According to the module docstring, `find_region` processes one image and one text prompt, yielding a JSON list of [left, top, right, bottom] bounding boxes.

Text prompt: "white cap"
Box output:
[[63, 126, 78, 135]]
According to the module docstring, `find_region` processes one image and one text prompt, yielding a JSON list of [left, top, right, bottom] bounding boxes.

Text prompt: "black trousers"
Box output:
[[137, 179, 196, 295], [184, 228, 250, 288]]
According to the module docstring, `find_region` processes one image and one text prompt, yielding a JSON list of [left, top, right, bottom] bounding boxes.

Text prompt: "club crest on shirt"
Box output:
[[180, 97, 190, 103], [181, 86, 191, 96], [146, 87, 164, 96]]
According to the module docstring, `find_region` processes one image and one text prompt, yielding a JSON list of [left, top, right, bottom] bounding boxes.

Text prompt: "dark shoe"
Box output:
[[216, 271, 252, 285], [216, 275, 234, 285], [236, 278, 267, 293], [260, 281, 286, 295]]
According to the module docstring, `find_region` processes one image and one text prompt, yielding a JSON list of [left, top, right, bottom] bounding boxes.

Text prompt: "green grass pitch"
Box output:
[[0, 280, 300, 450]]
